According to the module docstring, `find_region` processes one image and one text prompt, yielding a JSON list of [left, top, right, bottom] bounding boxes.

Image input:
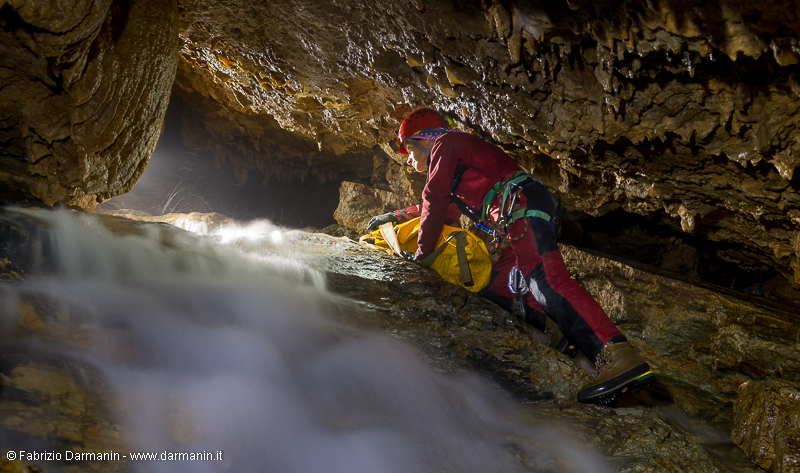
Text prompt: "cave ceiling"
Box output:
[[4, 0, 800, 290]]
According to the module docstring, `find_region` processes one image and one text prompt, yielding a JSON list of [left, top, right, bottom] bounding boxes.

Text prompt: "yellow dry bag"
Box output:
[[360, 217, 492, 292]]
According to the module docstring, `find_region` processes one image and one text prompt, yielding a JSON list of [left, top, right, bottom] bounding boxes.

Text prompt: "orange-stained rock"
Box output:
[[732, 379, 800, 473]]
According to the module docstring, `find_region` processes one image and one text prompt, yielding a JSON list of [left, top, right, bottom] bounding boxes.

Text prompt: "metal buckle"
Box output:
[[507, 266, 529, 295]]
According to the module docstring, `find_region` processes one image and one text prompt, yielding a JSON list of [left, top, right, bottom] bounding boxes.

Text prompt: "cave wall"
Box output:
[[0, 0, 178, 209], [169, 0, 800, 291], [4, 0, 800, 291]]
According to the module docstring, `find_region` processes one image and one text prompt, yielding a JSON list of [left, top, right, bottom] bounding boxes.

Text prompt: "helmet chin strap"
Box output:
[[405, 138, 432, 158]]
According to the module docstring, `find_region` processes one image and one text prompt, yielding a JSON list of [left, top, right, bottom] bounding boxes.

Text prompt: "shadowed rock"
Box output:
[[0, 0, 178, 209], [732, 379, 800, 472], [2, 208, 784, 471]]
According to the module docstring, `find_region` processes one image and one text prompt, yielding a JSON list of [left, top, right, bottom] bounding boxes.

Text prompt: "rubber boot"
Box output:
[[576, 336, 654, 406], [544, 317, 578, 358]]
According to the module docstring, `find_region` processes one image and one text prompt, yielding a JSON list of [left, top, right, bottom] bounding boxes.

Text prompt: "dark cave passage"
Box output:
[[572, 208, 796, 307], [98, 97, 349, 229]]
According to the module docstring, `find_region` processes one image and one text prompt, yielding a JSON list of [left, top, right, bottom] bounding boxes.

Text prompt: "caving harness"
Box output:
[[450, 169, 565, 251], [450, 169, 566, 320], [390, 109, 568, 314]]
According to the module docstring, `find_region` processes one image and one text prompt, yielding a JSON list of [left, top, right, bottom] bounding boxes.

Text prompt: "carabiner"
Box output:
[[507, 265, 529, 295]]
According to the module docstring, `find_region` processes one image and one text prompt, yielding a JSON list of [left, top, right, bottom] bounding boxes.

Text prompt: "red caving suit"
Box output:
[[394, 131, 620, 359]]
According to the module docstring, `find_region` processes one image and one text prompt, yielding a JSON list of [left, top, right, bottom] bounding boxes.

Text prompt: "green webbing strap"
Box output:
[[418, 231, 474, 286], [419, 233, 457, 267], [481, 171, 544, 221], [509, 208, 552, 223]]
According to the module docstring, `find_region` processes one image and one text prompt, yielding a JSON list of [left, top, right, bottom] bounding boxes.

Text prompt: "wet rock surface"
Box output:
[[279, 222, 777, 472], [2, 208, 790, 471], [732, 379, 800, 473], [0, 355, 127, 473], [5, 0, 800, 464], [265, 231, 787, 469]]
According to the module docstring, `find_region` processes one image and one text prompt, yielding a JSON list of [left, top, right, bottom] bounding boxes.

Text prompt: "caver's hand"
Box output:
[[366, 212, 398, 231], [400, 250, 418, 263]]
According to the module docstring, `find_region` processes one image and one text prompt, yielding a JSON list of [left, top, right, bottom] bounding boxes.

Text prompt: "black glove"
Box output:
[[366, 211, 398, 231], [400, 250, 418, 263]]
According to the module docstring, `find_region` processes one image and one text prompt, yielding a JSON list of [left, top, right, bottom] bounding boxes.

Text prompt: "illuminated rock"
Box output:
[[5, 0, 800, 296], [732, 379, 800, 472], [0, 0, 179, 209], [2, 207, 795, 471]]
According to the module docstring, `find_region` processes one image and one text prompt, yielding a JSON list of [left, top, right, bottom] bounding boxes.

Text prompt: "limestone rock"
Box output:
[[2, 207, 791, 471], [172, 88, 375, 184], [0, 354, 127, 473], [732, 379, 800, 472], [0, 0, 179, 209], [559, 245, 800, 419], [94, 208, 236, 234], [168, 0, 800, 295], [333, 181, 417, 233], [5, 0, 800, 295], [5, 0, 800, 306]]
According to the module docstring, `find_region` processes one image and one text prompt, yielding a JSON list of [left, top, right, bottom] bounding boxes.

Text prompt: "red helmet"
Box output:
[[391, 108, 449, 155]]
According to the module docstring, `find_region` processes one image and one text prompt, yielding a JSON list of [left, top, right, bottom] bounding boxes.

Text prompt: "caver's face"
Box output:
[[404, 139, 430, 172]]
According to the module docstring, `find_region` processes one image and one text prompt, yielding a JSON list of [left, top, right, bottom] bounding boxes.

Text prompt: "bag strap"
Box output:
[[378, 222, 402, 255], [454, 231, 474, 286], [419, 231, 474, 286], [419, 232, 457, 267]]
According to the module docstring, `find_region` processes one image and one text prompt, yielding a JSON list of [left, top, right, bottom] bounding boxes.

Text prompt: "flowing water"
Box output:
[[0, 207, 609, 473]]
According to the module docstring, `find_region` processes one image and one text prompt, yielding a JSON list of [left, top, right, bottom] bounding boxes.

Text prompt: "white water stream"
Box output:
[[0, 208, 609, 473]]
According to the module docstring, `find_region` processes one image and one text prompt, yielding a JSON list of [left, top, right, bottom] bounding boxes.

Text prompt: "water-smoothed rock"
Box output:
[[732, 379, 800, 473], [2, 207, 786, 471]]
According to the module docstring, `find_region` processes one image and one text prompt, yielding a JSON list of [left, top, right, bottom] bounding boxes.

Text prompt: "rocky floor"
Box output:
[[2, 209, 798, 472], [291, 227, 792, 472]]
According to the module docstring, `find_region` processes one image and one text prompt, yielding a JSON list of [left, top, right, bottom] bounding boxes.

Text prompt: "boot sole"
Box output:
[[581, 370, 655, 407], [554, 338, 578, 359], [577, 364, 655, 405]]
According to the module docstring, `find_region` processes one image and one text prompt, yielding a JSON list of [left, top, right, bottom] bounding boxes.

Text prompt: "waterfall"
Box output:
[[0, 207, 609, 473]]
